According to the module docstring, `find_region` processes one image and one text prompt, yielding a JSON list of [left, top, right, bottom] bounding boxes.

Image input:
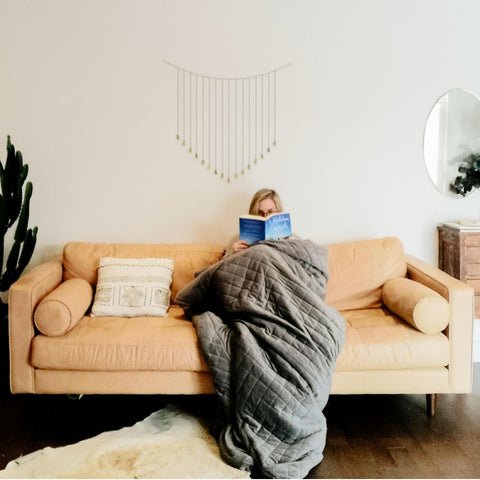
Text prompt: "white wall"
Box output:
[[2, 0, 480, 269], [474, 318, 480, 362]]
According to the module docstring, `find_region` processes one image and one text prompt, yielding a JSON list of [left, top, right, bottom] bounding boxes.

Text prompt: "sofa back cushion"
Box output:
[[325, 237, 407, 311], [63, 242, 226, 302]]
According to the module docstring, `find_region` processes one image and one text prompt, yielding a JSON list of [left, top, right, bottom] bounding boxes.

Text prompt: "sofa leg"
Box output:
[[66, 394, 84, 400], [427, 393, 437, 416]]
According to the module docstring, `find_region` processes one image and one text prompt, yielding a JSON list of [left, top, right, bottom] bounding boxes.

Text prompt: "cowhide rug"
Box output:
[[0, 404, 249, 479]]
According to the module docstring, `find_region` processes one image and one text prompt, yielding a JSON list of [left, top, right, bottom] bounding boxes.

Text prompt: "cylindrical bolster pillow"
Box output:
[[382, 277, 450, 334], [34, 278, 93, 336]]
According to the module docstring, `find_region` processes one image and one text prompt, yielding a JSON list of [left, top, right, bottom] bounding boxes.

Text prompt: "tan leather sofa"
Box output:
[[8, 237, 474, 414]]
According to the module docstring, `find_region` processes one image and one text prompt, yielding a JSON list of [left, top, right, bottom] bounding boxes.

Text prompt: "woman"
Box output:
[[225, 188, 284, 256]]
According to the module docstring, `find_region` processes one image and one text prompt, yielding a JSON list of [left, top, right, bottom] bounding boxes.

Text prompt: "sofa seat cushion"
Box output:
[[335, 308, 450, 372], [31, 306, 209, 372]]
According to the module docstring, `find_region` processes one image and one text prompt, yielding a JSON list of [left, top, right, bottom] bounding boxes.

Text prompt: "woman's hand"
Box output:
[[232, 239, 250, 254]]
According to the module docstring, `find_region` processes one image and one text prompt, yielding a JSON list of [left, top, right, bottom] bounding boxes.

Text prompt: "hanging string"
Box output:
[[226, 79, 229, 181], [253, 77, 258, 163], [221, 79, 224, 178], [267, 72, 271, 153], [164, 61, 291, 182], [273, 69, 277, 147], [188, 72, 192, 153], [182, 70, 186, 146], [213, 78, 217, 173], [207, 77, 210, 168], [235, 79, 238, 179], [176, 68, 180, 141], [201, 76, 205, 164], [241, 78, 245, 175], [227, 79, 231, 182], [195, 74, 198, 159], [248, 77, 251, 170], [261, 74, 264, 160]]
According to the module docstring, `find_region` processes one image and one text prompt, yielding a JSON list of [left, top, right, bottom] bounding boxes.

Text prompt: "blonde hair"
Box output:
[[248, 188, 283, 215]]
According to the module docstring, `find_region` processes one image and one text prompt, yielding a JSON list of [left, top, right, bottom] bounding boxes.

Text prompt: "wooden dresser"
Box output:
[[438, 223, 480, 316]]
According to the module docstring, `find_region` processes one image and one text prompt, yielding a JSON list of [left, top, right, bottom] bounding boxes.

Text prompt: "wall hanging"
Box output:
[[164, 61, 291, 182]]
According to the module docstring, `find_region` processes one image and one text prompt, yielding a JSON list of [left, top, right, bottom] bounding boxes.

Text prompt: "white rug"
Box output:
[[0, 404, 249, 479]]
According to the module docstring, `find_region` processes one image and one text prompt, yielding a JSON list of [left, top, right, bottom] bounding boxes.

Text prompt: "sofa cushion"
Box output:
[[326, 237, 407, 311], [34, 279, 93, 336], [32, 304, 450, 375], [31, 306, 209, 372], [335, 308, 450, 372], [382, 277, 450, 334], [91, 257, 173, 317], [63, 242, 225, 301]]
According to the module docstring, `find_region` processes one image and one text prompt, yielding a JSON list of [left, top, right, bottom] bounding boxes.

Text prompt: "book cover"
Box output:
[[239, 212, 292, 244]]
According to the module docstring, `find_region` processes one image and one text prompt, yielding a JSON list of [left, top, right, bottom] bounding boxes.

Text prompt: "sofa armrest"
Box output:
[[406, 254, 474, 393], [8, 258, 63, 393]]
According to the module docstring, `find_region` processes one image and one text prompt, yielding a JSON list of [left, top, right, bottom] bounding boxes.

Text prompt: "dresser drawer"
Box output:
[[466, 263, 480, 277], [466, 246, 480, 262], [465, 235, 480, 246], [466, 279, 480, 291]]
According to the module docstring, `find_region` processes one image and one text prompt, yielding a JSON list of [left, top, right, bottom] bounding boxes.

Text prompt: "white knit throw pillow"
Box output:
[[91, 257, 174, 317]]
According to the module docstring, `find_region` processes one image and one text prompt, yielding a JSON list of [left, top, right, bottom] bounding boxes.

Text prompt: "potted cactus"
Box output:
[[0, 136, 38, 320]]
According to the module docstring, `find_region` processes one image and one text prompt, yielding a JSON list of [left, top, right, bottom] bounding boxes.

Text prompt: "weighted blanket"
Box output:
[[176, 238, 345, 478]]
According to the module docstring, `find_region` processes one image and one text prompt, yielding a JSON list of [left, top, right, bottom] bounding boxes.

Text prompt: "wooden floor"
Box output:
[[1, 336, 479, 479], [309, 365, 480, 478]]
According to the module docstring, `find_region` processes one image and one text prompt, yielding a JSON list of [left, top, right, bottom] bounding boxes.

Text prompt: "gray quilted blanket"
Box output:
[[176, 238, 345, 478]]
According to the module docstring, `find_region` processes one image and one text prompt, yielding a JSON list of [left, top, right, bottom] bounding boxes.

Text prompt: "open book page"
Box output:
[[239, 212, 292, 244]]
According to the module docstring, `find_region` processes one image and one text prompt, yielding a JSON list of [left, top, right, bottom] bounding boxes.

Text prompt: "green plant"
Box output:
[[0, 136, 38, 318], [451, 152, 480, 196]]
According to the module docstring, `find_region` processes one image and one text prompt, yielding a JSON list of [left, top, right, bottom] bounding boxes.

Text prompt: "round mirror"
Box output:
[[424, 88, 480, 196]]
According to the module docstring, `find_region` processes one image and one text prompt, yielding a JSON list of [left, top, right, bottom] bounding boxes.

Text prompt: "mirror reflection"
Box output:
[[424, 88, 480, 196]]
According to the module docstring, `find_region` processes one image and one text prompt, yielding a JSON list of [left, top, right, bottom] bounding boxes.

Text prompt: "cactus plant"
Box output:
[[0, 136, 38, 318]]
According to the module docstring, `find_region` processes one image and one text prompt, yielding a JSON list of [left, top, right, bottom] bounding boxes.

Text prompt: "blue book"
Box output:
[[239, 212, 292, 244]]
